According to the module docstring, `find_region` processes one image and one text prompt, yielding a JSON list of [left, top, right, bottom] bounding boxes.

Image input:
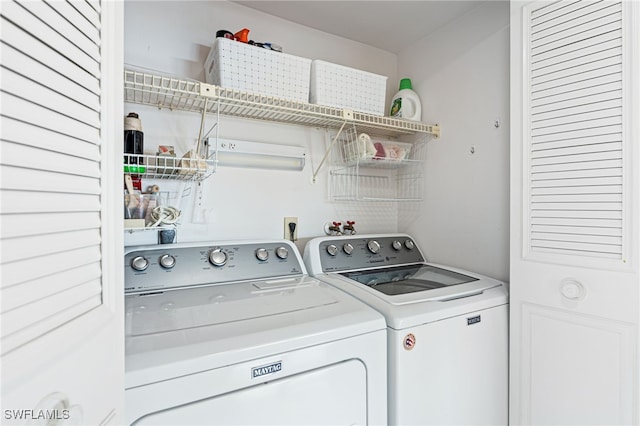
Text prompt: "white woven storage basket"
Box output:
[[310, 60, 387, 116], [204, 37, 311, 102]]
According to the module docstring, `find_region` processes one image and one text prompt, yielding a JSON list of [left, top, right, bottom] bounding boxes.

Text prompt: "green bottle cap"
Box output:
[[399, 78, 413, 90]]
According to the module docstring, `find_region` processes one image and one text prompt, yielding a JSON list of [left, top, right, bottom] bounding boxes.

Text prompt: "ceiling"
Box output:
[[233, 1, 482, 53]]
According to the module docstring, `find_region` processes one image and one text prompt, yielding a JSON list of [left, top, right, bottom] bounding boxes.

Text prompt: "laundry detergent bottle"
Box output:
[[389, 78, 422, 122]]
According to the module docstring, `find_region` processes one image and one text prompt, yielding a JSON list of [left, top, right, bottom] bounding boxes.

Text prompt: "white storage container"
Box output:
[[310, 60, 387, 116], [204, 37, 311, 102]]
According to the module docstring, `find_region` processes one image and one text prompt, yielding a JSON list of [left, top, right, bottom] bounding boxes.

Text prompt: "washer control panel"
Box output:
[[316, 235, 425, 272], [125, 241, 303, 294]]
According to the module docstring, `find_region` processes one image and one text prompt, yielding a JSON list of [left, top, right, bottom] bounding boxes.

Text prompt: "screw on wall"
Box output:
[[470, 145, 476, 155]]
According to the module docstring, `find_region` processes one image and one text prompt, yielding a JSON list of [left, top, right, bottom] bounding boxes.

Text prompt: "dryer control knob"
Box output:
[[131, 256, 149, 271], [159, 254, 176, 269], [326, 244, 338, 256], [343, 243, 354, 255], [209, 249, 228, 267], [256, 248, 269, 261], [404, 239, 415, 250], [275, 246, 289, 259], [367, 240, 381, 254], [392, 240, 402, 251]]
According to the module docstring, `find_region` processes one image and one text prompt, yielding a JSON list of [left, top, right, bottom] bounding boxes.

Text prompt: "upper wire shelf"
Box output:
[[123, 69, 440, 138]]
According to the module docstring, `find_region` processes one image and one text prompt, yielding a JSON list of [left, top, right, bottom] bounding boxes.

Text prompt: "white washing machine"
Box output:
[[304, 234, 508, 426], [124, 240, 387, 425]]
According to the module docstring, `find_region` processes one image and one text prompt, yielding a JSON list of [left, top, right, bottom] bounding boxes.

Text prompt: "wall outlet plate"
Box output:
[[284, 217, 298, 241]]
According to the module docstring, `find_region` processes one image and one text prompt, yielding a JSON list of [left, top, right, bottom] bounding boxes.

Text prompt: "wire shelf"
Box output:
[[124, 69, 440, 137], [123, 154, 215, 181]]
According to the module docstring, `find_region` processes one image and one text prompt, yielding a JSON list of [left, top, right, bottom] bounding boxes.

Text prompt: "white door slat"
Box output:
[[1, 17, 100, 95], [531, 239, 621, 255], [2, 280, 101, 337], [531, 202, 622, 211], [1, 294, 102, 355], [532, 45, 621, 81], [2, 262, 101, 312], [531, 0, 585, 22], [1, 212, 101, 239], [0, 166, 100, 194], [44, 0, 100, 44], [531, 27, 621, 65], [531, 115, 621, 137], [531, 184, 622, 196], [532, 78, 621, 108], [531, 152, 622, 169], [532, 158, 622, 174], [2, 1, 99, 78], [0, 190, 100, 214], [530, 216, 621, 229], [2, 43, 99, 111], [531, 125, 622, 144], [532, 106, 621, 130], [1, 68, 100, 128], [19, 0, 100, 62], [532, 55, 621, 87], [531, 141, 621, 158], [531, 231, 621, 246], [531, 20, 622, 57], [531, 3, 622, 43], [531, 63, 622, 93], [530, 176, 622, 188], [532, 70, 621, 100], [532, 37, 621, 74], [1, 117, 100, 161], [1, 230, 101, 264], [531, 168, 621, 182], [532, 132, 621, 151], [2, 93, 101, 144], [71, 0, 101, 29], [531, 224, 622, 237], [1, 246, 102, 289], [532, 100, 621, 124], [530, 208, 622, 219], [2, 141, 100, 178]]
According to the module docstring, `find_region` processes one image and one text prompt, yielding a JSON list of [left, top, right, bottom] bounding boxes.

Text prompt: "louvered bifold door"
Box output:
[[526, 0, 627, 265], [0, 1, 103, 354]]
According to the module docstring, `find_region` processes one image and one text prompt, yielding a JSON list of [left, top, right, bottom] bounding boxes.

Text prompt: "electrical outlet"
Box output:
[[284, 217, 298, 241]]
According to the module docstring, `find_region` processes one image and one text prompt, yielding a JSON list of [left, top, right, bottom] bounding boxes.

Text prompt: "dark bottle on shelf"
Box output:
[[124, 112, 145, 173]]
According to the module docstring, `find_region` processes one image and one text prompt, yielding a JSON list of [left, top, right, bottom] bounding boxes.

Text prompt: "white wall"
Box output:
[[124, 0, 399, 249], [399, 1, 510, 282]]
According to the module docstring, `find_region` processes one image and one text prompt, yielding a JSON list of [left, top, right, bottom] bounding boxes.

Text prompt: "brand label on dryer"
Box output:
[[467, 315, 481, 325], [251, 361, 282, 379]]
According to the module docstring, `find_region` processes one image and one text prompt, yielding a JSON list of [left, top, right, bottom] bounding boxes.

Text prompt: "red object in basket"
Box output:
[[234, 28, 250, 43], [373, 142, 386, 159]]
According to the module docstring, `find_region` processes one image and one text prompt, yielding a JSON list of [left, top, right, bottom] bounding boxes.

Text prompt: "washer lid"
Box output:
[[126, 277, 335, 336]]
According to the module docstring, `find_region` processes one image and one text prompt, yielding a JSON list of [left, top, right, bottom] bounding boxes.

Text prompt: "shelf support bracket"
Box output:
[[311, 120, 348, 184]]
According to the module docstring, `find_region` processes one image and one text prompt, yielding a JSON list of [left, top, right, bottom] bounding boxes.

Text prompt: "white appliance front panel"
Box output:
[[133, 359, 366, 426], [388, 304, 508, 426], [126, 330, 387, 426]]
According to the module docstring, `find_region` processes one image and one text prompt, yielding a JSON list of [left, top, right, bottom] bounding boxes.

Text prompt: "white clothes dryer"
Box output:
[[125, 240, 387, 425], [304, 234, 508, 426]]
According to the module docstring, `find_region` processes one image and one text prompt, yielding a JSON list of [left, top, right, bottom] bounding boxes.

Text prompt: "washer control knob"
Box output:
[[256, 248, 269, 261], [131, 256, 149, 271], [159, 254, 176, 269], [343, 243, 354, 255], [367, 240, 381, 254], [326, 244, 338, 256], [209, 249, 228, 267], [404, 239, 415, 250], [392, 240, 402, 251], [275, 246, 289, 259]]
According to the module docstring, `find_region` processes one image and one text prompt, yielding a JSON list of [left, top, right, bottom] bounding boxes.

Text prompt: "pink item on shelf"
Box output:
[[373, 142, 386, 159]]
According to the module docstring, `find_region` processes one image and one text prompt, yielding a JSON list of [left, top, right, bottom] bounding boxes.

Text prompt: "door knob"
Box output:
[[560, 278, 585, 300]]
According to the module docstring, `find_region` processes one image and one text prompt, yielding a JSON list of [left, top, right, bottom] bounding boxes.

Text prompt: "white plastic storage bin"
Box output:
[[310, 60, 387, 116], [204, 37, 311, 102]]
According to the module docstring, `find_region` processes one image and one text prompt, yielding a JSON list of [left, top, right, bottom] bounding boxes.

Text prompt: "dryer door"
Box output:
[[132, 359, 367, 425]]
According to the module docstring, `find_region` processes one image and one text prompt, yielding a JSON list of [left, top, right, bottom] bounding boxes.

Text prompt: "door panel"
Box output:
[[510, 1, 639, 424]]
